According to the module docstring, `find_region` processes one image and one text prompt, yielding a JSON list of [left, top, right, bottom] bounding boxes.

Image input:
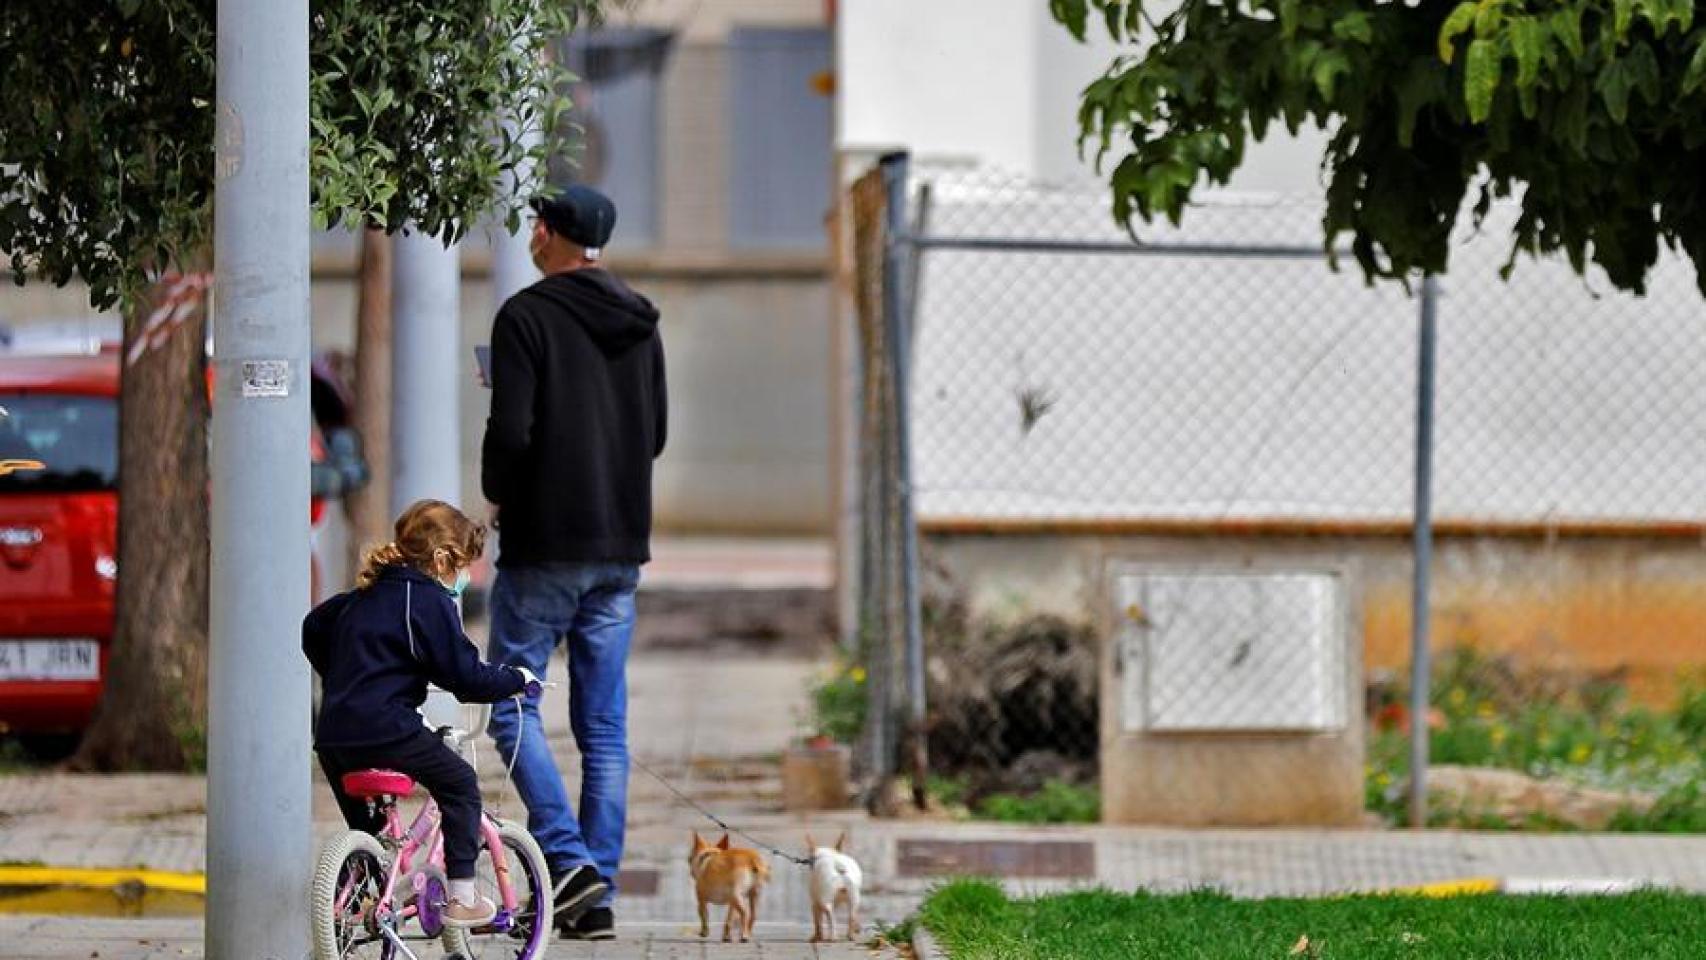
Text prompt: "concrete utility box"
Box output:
[[782, 743, 852, 812], [1101, 564, 1363, 826]]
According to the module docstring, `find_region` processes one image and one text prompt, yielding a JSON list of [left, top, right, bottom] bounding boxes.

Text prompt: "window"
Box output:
[[555, 28, 673, 249], [0, 394, 119, 493], [727, 27, 833, 250]]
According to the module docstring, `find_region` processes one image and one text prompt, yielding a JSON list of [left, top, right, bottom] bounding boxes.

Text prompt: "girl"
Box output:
[[303, 499, 537, 927]]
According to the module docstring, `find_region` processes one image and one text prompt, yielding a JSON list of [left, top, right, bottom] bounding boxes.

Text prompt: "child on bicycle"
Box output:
[[303, 499, 538, 927]]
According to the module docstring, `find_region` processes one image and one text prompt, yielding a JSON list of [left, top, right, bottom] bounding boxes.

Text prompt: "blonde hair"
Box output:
[[357, 499, 487, 589]]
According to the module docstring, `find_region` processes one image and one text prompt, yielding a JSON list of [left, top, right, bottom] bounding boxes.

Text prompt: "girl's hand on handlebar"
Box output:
[[515, 666, 544, 699]]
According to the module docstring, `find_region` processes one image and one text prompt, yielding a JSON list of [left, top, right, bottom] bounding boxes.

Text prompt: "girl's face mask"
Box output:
[[447, 568, 471, 598]]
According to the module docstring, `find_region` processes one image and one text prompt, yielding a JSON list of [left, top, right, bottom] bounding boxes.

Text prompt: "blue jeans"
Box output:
[[486, 562, 639, 907]]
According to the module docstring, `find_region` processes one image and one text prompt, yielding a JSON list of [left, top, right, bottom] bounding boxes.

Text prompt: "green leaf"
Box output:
[[1313, 50, 1352, 101], [1440, 2, 1479, 63], [1465, 37, 1502, 122], [1614, 0, 1636, 39], [1396, 57, 1447, 148], [1627, 42, 1662, 105], [1332, 11, 1374, 44], [1597, 59, 1632, 123], [1683, 31, 1706, 94], [1509, 17, 1546, 89], [1049, 0, 1088, 41], [1279, 0, 1303, 40], [1474, 0, 1507, 35], [1550, 9, 1585, 59]]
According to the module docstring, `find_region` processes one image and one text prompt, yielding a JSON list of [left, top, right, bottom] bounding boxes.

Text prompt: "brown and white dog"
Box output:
[[688, 831, 771, 942]]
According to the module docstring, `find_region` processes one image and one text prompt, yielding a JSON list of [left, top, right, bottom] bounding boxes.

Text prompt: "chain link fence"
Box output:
[[846, 155, 1706, 830]]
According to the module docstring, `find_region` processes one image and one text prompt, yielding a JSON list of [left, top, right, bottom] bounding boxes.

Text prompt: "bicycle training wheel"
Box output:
[[441, 818, 554, 960], [309, 830, 394, 960]]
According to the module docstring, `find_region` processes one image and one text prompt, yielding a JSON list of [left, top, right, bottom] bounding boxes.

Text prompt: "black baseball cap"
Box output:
[[530, 184, 617, 259]]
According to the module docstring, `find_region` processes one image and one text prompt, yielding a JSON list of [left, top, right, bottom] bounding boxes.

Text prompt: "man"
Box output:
[[482, 184, 666, 941]]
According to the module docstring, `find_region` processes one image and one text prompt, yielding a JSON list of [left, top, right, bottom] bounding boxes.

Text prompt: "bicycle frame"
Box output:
[[336, 792, 521, 943]]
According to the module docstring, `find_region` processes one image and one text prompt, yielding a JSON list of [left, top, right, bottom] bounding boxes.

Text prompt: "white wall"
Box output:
[[838, 0, 1037, 171], [840, 0, 1328, 195]]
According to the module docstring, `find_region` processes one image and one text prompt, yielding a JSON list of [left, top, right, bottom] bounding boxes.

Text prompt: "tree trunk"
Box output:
[[345, 226, 393, 573], [69, 273, 211, 772]]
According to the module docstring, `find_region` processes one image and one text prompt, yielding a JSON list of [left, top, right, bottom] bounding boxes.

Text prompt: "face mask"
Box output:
[[448, 569, 471, 598]]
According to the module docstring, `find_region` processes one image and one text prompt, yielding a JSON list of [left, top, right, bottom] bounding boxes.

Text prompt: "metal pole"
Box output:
[[391, 232, 462, 512], [904, 181, 934, 350], [490, 121, 540, 308], [208, 0, 311, 955], [1408, 274, 1439, 830], [880, 152, 929, 809]]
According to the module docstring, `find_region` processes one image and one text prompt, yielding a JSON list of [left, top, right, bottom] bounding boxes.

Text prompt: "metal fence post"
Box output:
[[207, 0, 311, 955], [1409, 273, 1440, 829], [880, 152, 930, 807]]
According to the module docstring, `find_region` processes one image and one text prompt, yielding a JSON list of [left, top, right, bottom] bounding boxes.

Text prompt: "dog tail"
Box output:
[[756, 858, 772, 882]]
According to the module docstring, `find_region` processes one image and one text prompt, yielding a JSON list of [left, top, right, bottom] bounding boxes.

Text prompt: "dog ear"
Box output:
[[691, 831, 704, 849], [835, 831, 848, 853], [805, 832, 817, 854], [717, 833, 731, 850]]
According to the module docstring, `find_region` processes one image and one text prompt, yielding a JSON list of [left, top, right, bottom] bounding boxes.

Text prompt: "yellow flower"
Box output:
[[1490, 726, 1507, 747], [1476, 702, 1496, 720], [1569, 743, 1592, 765], [850, 666, 867, 684], [1449, 688, 1468, 708]]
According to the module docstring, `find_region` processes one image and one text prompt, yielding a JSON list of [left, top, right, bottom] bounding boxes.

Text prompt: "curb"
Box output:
[[1390, 876, 1501, 898], [912, 925, 946, 960], [0, 865, 206, 896], [1385, 876, 1653, 898]]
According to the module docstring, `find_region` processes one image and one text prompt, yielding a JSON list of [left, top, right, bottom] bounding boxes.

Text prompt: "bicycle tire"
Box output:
[[441, 818, 554, 960], [310, 830, 392, 960]]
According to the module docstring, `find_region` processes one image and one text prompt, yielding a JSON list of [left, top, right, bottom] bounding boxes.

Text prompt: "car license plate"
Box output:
[[0, 639, 100, 681]]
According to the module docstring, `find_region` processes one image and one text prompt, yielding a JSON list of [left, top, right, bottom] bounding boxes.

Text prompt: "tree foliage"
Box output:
[[0, 0, 593, 311], [1049, 0, 1706, 295], [0, 0, 599, 771]]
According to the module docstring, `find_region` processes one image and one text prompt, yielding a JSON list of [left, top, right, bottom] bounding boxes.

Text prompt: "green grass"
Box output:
[[976, 779, 1099, 824], [1366, 649, 1706, 831], [916, 880, 1706, 959]]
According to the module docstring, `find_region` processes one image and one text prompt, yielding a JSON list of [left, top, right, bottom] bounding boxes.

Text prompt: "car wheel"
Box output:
[[17, 732, 81, 763]]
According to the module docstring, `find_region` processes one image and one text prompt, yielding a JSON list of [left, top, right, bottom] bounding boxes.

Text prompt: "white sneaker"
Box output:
[[443, 894, 498, 928]]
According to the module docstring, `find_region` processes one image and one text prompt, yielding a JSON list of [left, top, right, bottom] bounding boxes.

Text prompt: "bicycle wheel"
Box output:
[[441, 818, 553, 960], [310, 830, 395, 960]]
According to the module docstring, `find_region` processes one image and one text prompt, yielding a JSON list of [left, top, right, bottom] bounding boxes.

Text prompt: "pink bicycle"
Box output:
[[308, 720, 551, 960]]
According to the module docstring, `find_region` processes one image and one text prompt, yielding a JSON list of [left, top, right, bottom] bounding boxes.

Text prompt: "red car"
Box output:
[[0, 348, 365, 758]]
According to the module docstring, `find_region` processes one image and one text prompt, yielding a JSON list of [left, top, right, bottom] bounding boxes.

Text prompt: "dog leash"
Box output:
[[629, 753, 813, 868]]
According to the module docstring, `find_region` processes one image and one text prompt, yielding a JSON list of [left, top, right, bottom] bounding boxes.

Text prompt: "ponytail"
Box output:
[[357, 541, 407, 588]]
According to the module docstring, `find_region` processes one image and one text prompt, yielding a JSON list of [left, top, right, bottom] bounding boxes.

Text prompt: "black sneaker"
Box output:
[[550, 865, 608, 928], [560, 906, 615, 941]]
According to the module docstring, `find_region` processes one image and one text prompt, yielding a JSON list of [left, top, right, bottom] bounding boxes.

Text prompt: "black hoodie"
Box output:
[[481, 269, 666, 565], [304, 565, 526, 748]]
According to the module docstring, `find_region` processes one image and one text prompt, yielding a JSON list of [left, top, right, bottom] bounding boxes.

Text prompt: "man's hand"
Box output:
[[488, 502, 501, 530]]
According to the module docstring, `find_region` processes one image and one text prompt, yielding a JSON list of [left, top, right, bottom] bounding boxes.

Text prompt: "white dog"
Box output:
[[806, 832, 863, 943]]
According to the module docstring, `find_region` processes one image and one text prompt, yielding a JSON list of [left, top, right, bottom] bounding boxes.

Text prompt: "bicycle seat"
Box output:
[[341, 769, 416, 799]]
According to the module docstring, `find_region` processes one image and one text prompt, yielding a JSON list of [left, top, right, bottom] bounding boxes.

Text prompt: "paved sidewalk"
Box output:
[[8, 646, 1706, 958], [0, 917, 881, 960]]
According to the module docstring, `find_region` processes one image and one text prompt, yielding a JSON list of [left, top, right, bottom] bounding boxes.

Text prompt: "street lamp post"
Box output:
[[207, 0, 313, 955]]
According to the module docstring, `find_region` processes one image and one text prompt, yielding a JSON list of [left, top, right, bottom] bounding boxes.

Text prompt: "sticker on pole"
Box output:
[[240, 360, 291, 398]]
